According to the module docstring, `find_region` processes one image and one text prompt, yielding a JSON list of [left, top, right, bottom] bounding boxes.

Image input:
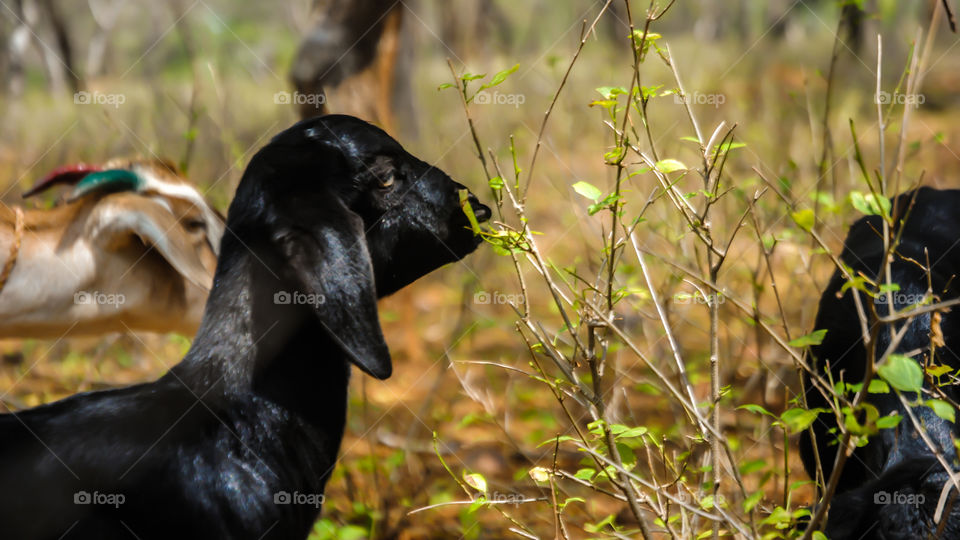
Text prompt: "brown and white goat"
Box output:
[[0, 158, 224, 338]]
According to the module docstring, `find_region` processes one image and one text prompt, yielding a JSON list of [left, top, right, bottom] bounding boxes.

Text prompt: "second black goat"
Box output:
[[0, 114, 491, 539], [802, 187, 960, 538]]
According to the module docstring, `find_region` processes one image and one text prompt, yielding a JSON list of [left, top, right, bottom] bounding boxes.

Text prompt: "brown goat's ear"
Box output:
[[91, 194, 214, 290], [277, 203, 392, 380]]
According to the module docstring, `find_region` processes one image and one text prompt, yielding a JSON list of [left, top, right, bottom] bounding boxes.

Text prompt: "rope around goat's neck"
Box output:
[[0, 207, 24, 294]]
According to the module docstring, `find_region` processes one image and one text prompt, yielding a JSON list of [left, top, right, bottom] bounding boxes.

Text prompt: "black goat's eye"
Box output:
[[379, 172, 395, 189]]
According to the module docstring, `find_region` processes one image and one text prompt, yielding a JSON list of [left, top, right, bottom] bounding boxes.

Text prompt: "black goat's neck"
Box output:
[[173, 240, 353, 419]]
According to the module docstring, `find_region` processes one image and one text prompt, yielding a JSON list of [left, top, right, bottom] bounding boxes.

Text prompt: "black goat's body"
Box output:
[[802, 187, 960, 538], [0, 342, 348, 539], [0, 115, 490, 539]]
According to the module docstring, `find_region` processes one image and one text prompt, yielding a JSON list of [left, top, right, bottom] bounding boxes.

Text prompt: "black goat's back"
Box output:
[[802, 187, 960, 538]]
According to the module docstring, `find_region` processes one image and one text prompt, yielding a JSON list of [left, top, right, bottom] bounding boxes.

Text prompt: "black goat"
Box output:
[[0, 114, 491, 539], [802, 187, 960, 538]]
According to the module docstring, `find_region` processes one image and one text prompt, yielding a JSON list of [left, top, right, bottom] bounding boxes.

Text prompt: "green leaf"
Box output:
[[738, 404, 774, 417], [878, 283, 901, 293], [537, 435, 577, 447], [780, 408, 821, 433], [655, 159, 687, 173], [459, 189, 482, 234], [463, 472, 487, 493], [715, 141, 746, 152], [640, 85, 663, 100], [876, 413, 902, 429], [617, 443, 636, 469], [850, 191, 892, 217], [574, 468, 596, 481], [572, 181, 602, 200], [529, 466, 551, 482], [461, 72, 485, 82], [927, 399, 956, 423], [596, 86, 627, 99], [480, 64, 519, 90], [868, 379, 890, 394], [489, 176, 504, 190], [437, 82, 456, 91], [791, 209, 816, 232], [588, 99, 618, 109], [929, 364, 954, 378], [739, 459, 767, 475], [468, 496, 485, 514], [844, 403, 880, 435], [789, 329, 828, 348], [615, 426, 648, 440], [588, 193, 622, 215], [337, 525, 370, 540], [743, 490, 764, 513], [585, 514, 617, 533], [604, 147, 625, 165], [877, 354, 923, 393]]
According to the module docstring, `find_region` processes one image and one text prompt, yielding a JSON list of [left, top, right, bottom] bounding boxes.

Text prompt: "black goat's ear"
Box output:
[[277, 204, 392, 379]]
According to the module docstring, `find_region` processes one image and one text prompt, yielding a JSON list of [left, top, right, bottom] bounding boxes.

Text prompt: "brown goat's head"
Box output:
[[25, 157, 224, 294]]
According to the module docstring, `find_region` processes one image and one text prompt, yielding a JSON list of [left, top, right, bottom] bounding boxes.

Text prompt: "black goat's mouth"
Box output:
[[458, 190, 492, 231], [473, 202, 492, 223]]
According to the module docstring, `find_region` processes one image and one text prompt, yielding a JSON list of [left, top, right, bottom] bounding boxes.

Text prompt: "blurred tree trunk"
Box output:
[[86, 0, 123, 78], [5, 0, 80, 95], [40, 0, 80, 92], [5, 1, 29, 96], [601, 1, 627, 41], [439, 0, 511, 58]]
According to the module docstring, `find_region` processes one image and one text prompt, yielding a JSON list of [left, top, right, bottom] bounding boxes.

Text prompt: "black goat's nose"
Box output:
[[468, 193, 491, 223]]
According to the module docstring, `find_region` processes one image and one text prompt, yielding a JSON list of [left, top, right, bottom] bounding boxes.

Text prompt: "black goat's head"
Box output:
[[222, 115, 490, 380]]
